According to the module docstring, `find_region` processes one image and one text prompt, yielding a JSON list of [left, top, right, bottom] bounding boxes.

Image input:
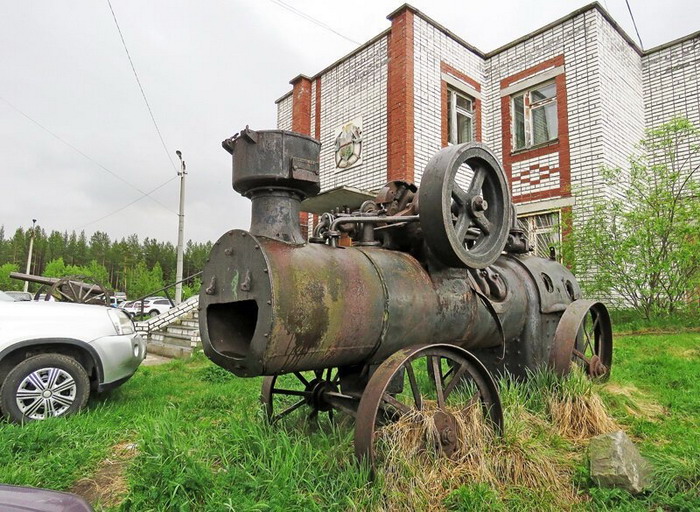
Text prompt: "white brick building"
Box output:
[[276, 2, 699, 256]]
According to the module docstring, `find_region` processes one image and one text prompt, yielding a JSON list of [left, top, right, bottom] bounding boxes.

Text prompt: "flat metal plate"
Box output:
[[300, 186, 375, 214]]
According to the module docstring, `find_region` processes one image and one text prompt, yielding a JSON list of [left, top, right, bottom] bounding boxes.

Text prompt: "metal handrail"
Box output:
[[129, 271, 202, 317]]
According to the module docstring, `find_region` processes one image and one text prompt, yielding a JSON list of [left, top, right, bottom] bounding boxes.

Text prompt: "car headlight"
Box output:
[[107, 309, 136, 335]]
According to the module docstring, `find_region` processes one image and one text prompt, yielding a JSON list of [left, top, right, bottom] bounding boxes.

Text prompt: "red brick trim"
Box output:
[[500, 55, 571, 204], [440, 62, 482, 146], [387, 8, 414, 183], [500, 55, 563, 89], [314, 78, 321, 140], [291, 75, 312, 135]]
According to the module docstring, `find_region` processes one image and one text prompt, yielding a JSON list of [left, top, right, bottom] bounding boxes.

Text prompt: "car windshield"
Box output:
[[0, 291, 16, 302]]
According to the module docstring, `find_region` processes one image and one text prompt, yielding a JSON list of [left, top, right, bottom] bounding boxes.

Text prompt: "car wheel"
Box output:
[[0, 354, 90, 424], [149, 310, 159, 317]]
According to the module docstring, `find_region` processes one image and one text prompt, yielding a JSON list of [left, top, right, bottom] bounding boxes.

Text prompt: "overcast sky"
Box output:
[[1, 0, 696, 244]]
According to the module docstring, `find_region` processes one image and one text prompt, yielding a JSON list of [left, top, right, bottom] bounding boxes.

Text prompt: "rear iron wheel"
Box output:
[[354, 344, 503, 470], [261, 368, 341, 425]]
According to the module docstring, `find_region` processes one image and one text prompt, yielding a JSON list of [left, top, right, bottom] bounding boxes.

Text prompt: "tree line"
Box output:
[[0, 227, 211, 300]]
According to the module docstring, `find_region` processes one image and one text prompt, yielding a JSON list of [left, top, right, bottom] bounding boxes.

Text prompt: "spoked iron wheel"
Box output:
[[550, 300, 613, 380], [354, 344, 503, 469], [261, 368, 341, 425]]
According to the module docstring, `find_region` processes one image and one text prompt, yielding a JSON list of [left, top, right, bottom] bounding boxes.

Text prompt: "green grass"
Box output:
[[0, 332, 698, 511]]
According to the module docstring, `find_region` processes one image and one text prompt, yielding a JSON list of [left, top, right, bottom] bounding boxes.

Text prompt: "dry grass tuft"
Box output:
[[376, 402, 579, 511], [372, 370, 623, 511], [602, 383, 667, 421], [548, 392, 617, 440]]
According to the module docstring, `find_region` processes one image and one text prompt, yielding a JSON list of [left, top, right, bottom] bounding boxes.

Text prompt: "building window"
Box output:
[[447, 87, 474, 144], [512, 82, 557, 150], [519, 210, 561, 260]]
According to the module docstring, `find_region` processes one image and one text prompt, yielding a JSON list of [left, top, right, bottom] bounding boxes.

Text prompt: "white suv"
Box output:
[[122, 297, 173, 318], [0, 291, 146, 423]]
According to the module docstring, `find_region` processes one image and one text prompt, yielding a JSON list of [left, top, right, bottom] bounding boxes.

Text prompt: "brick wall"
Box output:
[[412, 15, 485, 185], [275, 4, 698, 230], [484, 11, 597, 221], [642, 33, 700, 181], [277, 94, 292, 131], [596, 10, 645, 204]]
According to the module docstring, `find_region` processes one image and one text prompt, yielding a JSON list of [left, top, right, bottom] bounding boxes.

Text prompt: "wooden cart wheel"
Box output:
[[354, 343, 503, 469], [49, 275, 111, 306], [261, 368, 341, 424], [549, 300, 613, 380]]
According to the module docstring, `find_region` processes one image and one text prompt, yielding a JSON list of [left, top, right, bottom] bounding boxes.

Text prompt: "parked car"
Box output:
[[121, 297, 173, 318], [3, 291, 33, 302], [0, 484, 93, 511], [0, 290, 146, 423]]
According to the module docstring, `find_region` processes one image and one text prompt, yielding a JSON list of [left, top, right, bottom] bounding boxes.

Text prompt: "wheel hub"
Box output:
[[433, 410, 458, 457], [307, 379, 338, 412], [588, 355, 608, 378]]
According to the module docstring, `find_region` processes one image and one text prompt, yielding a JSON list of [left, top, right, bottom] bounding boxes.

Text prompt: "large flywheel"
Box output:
[[418, 143, 512, 269]]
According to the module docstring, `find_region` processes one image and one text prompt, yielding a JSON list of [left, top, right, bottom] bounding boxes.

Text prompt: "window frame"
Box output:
[[518, 209, 562, 261], [447, 87, 475, 145], [511, 80, 558, 151]]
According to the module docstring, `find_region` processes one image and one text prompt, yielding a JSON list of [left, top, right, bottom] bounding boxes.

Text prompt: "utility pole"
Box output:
[[175, 151, 187, 305], [23, 219, 37, 292]]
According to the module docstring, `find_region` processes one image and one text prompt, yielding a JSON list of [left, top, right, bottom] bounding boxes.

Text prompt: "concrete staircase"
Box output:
[[134, 296, 201, 358]]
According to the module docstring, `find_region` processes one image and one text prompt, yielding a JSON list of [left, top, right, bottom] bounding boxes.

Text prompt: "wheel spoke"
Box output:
[[26, 372, 46, 391], [468, 165, 486, 196], [16, 389, 43, 399], [52, 377, 76, 395], [404, 362, 422, 410], [272, 399, 306, 423], [381, 393, 411, 415], [294, 371, 309, 387], [452, 182, 469, 207], [471, 211, 492, 235], [271, 388, 308, 397], [46, 368, 60, 390], [443, 363, 468, 400], [44, 397, 56, 417], [57, 288, 73, 301], [22, 397, 44, 417], [51, 394, 75, 408], [455, 215, 471, 241], [430, 356, 445, 408]]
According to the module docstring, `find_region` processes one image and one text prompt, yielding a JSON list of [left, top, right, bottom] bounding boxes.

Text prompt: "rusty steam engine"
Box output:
[[199, 127, 612, 465]]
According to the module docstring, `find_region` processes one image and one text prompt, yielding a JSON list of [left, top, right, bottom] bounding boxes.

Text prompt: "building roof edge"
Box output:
[[274, 91, 292, 104], [485, 2, 642, 58], [644, 30, 700, 55]]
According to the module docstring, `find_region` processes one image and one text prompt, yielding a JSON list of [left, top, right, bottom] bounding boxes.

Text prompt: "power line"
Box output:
[[624, 0, 644, 49], [80, 176, 177, 228], [0, 95, 178, 215], [106, 0, 177, 172], [267, 0, 360, 46]]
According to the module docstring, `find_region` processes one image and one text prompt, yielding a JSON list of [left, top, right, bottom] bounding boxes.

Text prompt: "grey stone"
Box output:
[[589, 430, 651, 494]]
